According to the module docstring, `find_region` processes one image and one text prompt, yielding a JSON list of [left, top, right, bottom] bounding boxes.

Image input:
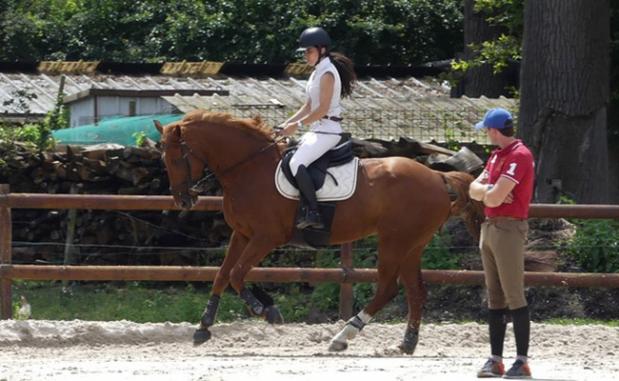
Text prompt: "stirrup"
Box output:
[[297, 209, 324, 229]]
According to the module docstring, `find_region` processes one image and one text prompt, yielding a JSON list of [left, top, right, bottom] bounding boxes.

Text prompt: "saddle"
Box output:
[[280, 134, 354, 190], [277, 134, 357, 248]]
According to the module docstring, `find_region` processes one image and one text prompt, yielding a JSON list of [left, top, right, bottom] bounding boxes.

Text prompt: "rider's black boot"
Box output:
[[294, 165, 324, 229]]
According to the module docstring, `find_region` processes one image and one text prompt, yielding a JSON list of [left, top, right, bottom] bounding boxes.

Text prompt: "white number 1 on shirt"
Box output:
[[506, 163, 517, 176]]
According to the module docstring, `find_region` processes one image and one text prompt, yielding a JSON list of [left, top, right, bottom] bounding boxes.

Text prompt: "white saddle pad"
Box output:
[[275, 157, 359, 202]]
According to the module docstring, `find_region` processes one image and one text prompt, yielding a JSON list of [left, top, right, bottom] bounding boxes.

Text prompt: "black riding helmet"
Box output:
[[297, 27, 331, 52]]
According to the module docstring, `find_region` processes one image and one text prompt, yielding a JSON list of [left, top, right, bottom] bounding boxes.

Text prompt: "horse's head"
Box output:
[[155, 120, 206, 210]]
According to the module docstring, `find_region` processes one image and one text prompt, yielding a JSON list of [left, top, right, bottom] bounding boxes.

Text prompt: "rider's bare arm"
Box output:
[[283, 100, 311, 126]]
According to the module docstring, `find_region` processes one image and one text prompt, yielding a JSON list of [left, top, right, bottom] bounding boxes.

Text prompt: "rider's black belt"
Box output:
[[322, 115, 343, 122]]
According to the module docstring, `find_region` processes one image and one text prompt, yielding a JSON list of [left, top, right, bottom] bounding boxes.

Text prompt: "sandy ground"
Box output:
[[0, 319, 618, 381]]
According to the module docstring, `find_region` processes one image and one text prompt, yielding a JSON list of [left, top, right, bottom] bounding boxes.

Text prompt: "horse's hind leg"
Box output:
[[193, 231, 248, 345], [329, 237, 402, 352], [397, 246, 427, 355]]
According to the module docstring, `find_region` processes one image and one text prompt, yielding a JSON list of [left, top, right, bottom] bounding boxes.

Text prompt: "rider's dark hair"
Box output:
[[328, 52, 356, 98]]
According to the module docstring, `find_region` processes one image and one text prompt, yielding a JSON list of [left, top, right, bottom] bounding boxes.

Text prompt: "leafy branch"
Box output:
[[451, 0, 523, 79]]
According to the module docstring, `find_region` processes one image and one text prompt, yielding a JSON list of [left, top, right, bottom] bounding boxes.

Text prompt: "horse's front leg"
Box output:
[[193, 231, 248, 346], [228, 237, 279, 318], [250, 285, 284, 324]]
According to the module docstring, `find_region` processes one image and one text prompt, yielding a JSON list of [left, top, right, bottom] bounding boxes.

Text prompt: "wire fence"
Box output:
[[198, 105, 493, 143], [7, 233, 611, 265], [3, 191, 619, 322]]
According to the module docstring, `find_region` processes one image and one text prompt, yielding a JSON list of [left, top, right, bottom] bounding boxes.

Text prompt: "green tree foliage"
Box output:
[[453, 0, 618, 150], [0, 0, 463, 65], [451, 0, 522, 77], [0, 8, 40, 60], [453, 0, 618, 98], [566, 220, 619, 273]]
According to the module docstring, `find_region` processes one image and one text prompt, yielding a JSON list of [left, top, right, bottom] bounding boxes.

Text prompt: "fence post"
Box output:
[[0, 184, 12, 319], [62, 184, 79, 291], [338, 242, 353, 320]]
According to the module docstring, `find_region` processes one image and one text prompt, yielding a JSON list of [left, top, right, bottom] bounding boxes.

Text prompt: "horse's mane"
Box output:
[[181, 110, 273, 141]]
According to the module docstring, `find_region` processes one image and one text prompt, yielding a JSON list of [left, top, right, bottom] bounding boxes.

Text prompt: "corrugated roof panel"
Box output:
[[1, 72, 515, 143]]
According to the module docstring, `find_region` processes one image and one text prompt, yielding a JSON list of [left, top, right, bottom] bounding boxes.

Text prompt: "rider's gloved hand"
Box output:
[[273, 122, 286, 137]]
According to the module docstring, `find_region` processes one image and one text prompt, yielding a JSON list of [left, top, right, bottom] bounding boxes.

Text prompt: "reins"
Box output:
[[170, 133, 286, 195], [165, 125, 348, 197]]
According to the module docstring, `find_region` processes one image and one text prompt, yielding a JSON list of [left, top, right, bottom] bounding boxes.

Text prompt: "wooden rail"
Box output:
[[2, 265, 619, 287], [1, 186, 619, 320]]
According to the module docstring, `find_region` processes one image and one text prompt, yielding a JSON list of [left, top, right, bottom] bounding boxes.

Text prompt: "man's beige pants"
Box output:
[[480, 217, 529, 310]]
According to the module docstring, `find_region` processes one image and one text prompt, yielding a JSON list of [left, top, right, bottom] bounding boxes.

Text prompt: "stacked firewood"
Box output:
[[1, 141, 227, 266], [1, 138, 486, 194], [22, 144, 170, 195], [0, 138, 486, 267], [11, 208, 231, 267], [1, 142, 166, 193]]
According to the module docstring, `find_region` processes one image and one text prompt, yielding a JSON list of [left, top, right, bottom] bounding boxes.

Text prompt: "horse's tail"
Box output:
[[439, 171, 485, 240]]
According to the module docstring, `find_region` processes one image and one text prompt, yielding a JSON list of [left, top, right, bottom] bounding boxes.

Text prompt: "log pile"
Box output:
[[0, 141, 168, 194], [1, 141, 227, 266], [0, 138, 487, 267], [1, 138, 485, 195], [27, 143, 171, 195]]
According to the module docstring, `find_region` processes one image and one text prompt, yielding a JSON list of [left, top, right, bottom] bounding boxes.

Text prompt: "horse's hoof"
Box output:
[[193, 328, 211, 346], [328, 340, 348, 352], [398, 341, 416, 355], [264, 305, 284, 325], [399, 327, 419, 355]]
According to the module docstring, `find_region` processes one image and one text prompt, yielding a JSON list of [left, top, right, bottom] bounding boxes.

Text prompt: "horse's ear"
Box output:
[[154, 120, 164, 134]]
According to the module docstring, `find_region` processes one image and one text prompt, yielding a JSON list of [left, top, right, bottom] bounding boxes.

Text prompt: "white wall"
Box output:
[[69, 98, 95, 127], [68, 96, 177, 127]]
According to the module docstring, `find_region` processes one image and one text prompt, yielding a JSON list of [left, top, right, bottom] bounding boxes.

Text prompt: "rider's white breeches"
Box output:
[[289, 131, 341, 176]]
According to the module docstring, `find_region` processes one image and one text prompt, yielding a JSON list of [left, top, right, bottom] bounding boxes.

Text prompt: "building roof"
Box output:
[[0, 72, 229, 115], [63, 88, 229, 104], [162, 76, 515, 142], [0, 63, 516, 143]]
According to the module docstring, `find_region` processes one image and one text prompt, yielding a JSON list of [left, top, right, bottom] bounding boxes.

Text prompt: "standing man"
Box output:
[[469, 108, 535, 379]]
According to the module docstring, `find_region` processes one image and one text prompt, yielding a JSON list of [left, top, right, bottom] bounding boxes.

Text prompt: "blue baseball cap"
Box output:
[[475, 108, 513, 130]]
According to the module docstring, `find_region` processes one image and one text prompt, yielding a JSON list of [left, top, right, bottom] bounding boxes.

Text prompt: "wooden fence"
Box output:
[[1, 183, 619, 320]]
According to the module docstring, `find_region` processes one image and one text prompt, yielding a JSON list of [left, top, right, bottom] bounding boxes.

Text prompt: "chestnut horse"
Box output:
[[155, 110, 483, 353]]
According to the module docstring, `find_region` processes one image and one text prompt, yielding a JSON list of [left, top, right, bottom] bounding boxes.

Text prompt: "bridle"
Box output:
[[162, 134, 284, 199]]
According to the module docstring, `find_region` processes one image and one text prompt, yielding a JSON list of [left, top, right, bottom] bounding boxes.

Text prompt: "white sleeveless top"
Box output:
[[305, 57, 343, 133]]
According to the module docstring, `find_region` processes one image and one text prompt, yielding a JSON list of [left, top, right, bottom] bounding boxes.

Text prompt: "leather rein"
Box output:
[[165, 135, 284, 197]]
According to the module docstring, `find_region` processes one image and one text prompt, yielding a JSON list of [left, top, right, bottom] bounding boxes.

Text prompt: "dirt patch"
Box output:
[[1, 320, 617, 380]]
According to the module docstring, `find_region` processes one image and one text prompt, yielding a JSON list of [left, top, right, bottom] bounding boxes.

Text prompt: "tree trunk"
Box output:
[[452, 0, 515, 98], [519, 0, 610, 203]]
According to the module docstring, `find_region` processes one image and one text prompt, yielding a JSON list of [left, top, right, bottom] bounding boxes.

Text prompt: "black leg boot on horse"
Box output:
[[193, 294, 220, 345], [294, 165, 324, 230]]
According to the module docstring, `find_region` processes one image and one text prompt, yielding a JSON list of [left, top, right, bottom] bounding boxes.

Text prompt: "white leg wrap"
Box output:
[[333, 323, 359, 342], [357, 310, 373, 324], [332, 311, 374, 343]]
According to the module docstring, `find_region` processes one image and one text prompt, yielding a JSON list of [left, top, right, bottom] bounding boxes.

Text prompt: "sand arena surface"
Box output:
[[0, 319, 617, 380]]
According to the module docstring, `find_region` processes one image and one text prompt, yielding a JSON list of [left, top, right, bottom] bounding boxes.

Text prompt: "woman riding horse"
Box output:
[[278, 27, 356, 230], [155, 29, 484, 355]]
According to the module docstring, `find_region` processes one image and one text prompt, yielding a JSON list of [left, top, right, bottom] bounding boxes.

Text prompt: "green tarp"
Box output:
[[52, 114, 183, 146]]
